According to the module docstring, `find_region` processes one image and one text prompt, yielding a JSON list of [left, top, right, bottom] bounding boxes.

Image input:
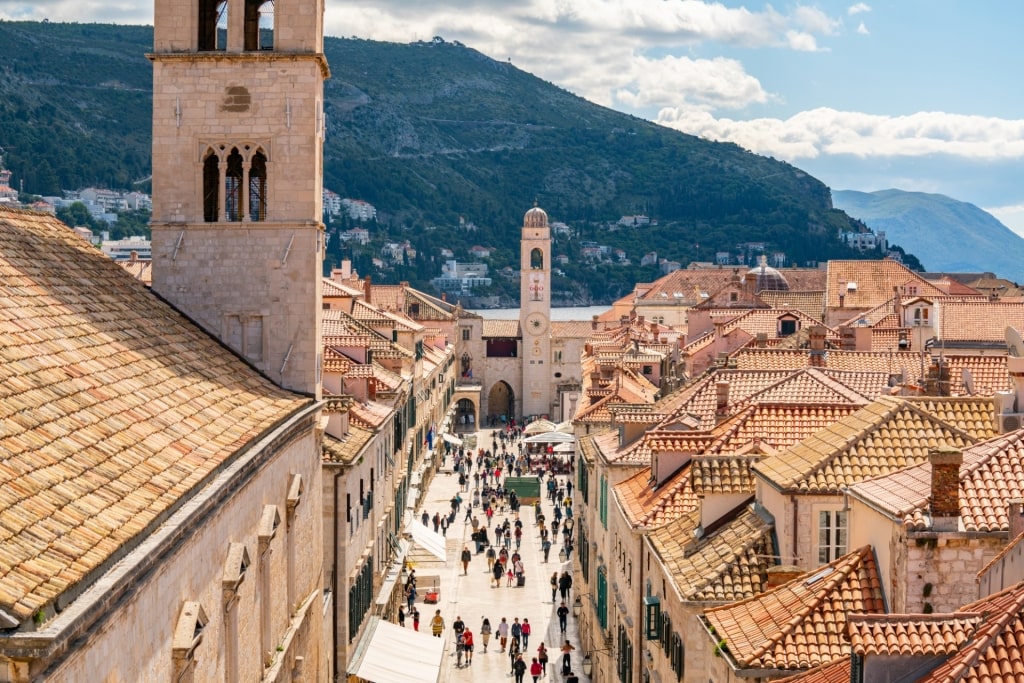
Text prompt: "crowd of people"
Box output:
[[402, 425, 583, 681]]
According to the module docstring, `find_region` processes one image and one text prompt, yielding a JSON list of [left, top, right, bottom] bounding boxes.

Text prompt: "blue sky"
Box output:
[[3, 0, 1023, 232]]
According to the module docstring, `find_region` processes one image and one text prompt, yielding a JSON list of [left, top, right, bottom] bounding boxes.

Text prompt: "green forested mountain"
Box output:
[[0, 21, 886, 303]]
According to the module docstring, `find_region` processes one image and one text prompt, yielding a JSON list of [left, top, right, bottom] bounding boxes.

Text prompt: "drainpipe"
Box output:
[[791, 496, 799, 565]]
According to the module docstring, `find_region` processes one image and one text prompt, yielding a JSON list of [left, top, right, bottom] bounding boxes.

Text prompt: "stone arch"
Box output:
[[487, 380, 515, 425], [198, 0, 228, 51], [202, 149, 220, 222], [224, 147, 244, 221], [244, 0, 275, 51], [530, 247, 544, 270], [454, 397, 478, 430]]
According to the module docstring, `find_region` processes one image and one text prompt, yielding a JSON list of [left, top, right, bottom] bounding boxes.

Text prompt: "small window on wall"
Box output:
[[202, 150, 219, 222], [225, 148, 244, 222], [644, 595, 661, 639], [249, 150, 267, 221], [818, 509, 848, 564]]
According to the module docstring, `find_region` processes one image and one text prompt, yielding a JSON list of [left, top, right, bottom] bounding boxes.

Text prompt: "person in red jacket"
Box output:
[[530, 657, 542, 683]]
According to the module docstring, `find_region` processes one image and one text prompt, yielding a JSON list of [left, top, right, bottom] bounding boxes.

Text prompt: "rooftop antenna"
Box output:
[[962, 368, 976, 396]]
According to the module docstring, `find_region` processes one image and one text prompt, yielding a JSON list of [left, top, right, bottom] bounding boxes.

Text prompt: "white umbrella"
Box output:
[[523, 419, 556, 435], [553, 442, 575, 453], [554, 421, 574, 434], [523, 431, 576, 444]]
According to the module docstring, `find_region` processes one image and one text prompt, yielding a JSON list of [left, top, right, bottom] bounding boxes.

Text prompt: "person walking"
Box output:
[[461, 546, 472, 575], [530, 657, 542, 683], [550, 572, 558, 603], [453, 615, 466, 639], [537, 643, 549, 674], [430, 609, 445, 638], [509, 647, 524, 679], [557, 601, 569, 633], [462, 628, 475, 665], [492, 560, 504, 588], [560, 640, 575, 675], [558, 571, 573, 601], [498, 617, 509, 652], [511, 617, 522, 649], [397, 605, 406, 628], [480, 617, 492, 652], [542, 538, 552, 562], [511, 649, 526, 682], [521, 618, 531, 648], [486, 545, 497, 573], [411, 606, 420, 631]]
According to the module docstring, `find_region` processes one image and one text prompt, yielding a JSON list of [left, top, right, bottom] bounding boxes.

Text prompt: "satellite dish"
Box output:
[[1007, 326, 1024, 358], [962, 368, 976, 396]]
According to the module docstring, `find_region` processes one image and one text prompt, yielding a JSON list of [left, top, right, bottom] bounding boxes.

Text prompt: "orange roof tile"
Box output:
[[849, 429, 1024, 532], [775, 660, 851, 683], [703, 546, 885, 673], [615, 465, 699, 528], [482, 319, 520, 338], [847, 612, 981, 657], [0, 207, 310, 621], [649, 505, 774, 601], [753, 396, 980, 494], [826, 260, 947, 310]]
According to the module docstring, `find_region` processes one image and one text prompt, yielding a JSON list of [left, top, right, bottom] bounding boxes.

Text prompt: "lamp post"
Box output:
[[582, 653, 593, 676], [573, 595, 582, 618]]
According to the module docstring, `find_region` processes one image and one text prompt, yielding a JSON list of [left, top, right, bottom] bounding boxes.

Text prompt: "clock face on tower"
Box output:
[[525, 312, 548, 335]]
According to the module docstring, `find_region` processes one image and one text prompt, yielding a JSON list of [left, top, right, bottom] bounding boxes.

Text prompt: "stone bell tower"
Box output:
[[149, 0, 327, 397], [520, 204, 553, 417]]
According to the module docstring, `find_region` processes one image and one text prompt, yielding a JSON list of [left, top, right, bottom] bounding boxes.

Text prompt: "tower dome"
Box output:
[[524, 204, 548, 229], [746, 255, 789, 291]]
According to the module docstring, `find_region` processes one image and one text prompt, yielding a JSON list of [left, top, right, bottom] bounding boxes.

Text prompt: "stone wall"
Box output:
[[903, 535, 1002, 614]]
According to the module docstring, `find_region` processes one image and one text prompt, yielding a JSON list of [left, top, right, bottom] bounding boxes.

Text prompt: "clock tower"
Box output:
[[520, 204, 553, 418]]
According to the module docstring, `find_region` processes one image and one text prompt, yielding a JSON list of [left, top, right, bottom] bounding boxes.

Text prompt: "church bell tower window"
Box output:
[[225, 148, 244, 222], [249, 151, 268, 221], [245, 0, 275, 52], [198, 0, 228, 52], [530, 248, 543, 270], [202, 151, 220, 222]]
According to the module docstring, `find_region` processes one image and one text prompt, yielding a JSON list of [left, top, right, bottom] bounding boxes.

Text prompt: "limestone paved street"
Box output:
[[403, 427, 588, 682]]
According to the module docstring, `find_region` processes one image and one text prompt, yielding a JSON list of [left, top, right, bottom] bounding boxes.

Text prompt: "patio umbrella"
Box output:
[[523, 431, 576, 444], [523, 419, 556, 435], [553, 442, 575, 453]]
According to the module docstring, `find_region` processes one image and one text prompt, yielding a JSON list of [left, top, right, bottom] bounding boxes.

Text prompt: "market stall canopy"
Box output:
[[523, 419, 556, 435], [405, 522, 447, 562], [348, 617, 445, 683], [523, 431, 576, 444], [553, 442, 575, 453], [555, 421, 574, 433], [441, 433, 463, 446]]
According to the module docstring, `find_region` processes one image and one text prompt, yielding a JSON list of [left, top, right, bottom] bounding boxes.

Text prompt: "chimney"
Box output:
[[808, 325, 827, 368], [441, 292, 447, 302], [755, 332, 767, 348], [592, 315, 599, 330], [341, 258, 352, 280], [715, 381, 730, 423], [363, 275, 372, 303], [1009, 498, 1024, 540], [129, 250, 138, 263], [893, 285, 903, 322], [765, 565, 803, 589], [929, 445, 962, 530]]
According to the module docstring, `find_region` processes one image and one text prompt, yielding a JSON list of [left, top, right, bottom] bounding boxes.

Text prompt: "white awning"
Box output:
[[405, 522, 448, 562], [374, 539, 411, 607], [349, 617, 445, 683], [406, 486, 421, 509], [553, 442, 575, 453], [441, 433, 463, 446]]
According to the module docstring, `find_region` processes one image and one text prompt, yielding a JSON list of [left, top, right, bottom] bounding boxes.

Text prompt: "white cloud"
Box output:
[[614, 55, 769, 111], [857, 22, 869, 35], [985, 203, 1024, 237], [656, 108, 1024, 162], [848, 3, 872, 15]]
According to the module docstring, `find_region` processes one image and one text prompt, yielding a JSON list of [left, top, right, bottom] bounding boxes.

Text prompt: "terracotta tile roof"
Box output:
[[938, 301, 1024, 343], [916, 582, 1024, 683], [731, 348, 1008, 396], [482, 319, 520, 338], [640, 268, 826, 303], [849, 429, 1024, 532], [775, 660, 851, 683], [691, 456, 761, 495], [753, 396, 980, 494], [0, 207, 310, 621], [703, 546, 885, 673], [682, 309, 831, 354], [551, 320, 597, 338], [615, 465, 699, 528], [323, 277, 362, 298], [649, 505, 774, 601], [712, 403, 863, 453], [826, 260, 947, 309], [903, 396, 997, 440], [322, 427, 373, 464], [350, 400, 393, 429], [846, 613, 982, 657]]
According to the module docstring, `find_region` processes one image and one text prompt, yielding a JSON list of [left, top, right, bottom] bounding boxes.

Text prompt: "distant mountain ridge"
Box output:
[[0, 21, 892, 301], [832, 189, 1024, 283]]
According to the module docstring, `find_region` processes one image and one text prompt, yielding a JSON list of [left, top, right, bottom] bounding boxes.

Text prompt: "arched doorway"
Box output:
[[488, 381, 515, 426], [455, 398, 477, 431]]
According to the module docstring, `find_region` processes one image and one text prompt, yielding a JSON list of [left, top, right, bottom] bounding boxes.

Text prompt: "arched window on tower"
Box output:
[[530, 248, 543, 269], [202, 150, 220, 222], [225, 148, 244, 222], [245, 0, 275, 51], [198, 0, 228, 51], [249, 150, 268, 222]]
